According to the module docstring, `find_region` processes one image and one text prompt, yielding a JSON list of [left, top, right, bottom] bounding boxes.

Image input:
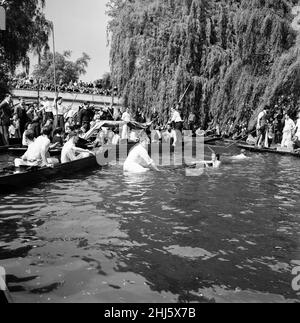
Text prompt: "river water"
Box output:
[[0, 146, 300, 303]]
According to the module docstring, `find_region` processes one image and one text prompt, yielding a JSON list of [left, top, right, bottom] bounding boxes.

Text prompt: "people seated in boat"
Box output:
[[111, 128, 121, 145], [93, 128, 109, 148], [293, 112, 300, 150], [129, 129, 139, 143], [52, 128, 64, 147], [65, 117, 74, 136], [61, 133, 94, 164], [123, 132, 160, 173], [22, 123, 35, 147], [162, 124, 178, 146], [151, 127, 162, 143], [79, 124, 88, 138], [15, 127, 59, 168], [281, 114, 295, 150], [256, 107, 270, 148]]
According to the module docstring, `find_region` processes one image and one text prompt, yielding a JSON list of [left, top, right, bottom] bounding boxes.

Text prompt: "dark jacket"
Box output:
[[78, 108, 94, 125], [0, 100, 12, 127]]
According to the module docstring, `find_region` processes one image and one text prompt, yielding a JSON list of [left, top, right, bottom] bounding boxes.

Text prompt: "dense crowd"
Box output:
[[10, 77, 118, 97], [0, 94, 117, 147], [254, 105, 300, 151]]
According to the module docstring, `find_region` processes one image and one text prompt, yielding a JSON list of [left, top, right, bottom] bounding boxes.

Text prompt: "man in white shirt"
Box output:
[[281, 114, 296, 149], [170, 107, 183, 132], [15, 127, 59, 167], [121, 108, 131, 140], [293, 112, 300, 149], [162, 125, 178, 147], [256, 107, 269, 147], [61, 133, 93, 164], [41, 96, 53, 122], [124, 132, 159, 173], [53, 97, 68, 129]]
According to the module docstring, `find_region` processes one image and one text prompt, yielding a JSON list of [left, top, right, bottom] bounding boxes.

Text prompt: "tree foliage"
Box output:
[[0, 0, 50, 97], [107, 0, 300, 129], [32, 51, 91, 84]]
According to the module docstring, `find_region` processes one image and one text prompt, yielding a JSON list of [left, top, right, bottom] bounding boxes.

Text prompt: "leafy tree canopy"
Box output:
[[107, 0, 300, 129], [0, 0, 50, 97], [32, 51, 91, 84]]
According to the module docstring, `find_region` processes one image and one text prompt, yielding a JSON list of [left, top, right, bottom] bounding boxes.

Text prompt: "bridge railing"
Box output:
[[11, 89, 121, 106]]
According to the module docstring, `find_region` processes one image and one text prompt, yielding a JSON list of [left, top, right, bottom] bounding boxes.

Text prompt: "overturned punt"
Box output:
[[0, 154, 99, 194], [237, 144, 300, 158]]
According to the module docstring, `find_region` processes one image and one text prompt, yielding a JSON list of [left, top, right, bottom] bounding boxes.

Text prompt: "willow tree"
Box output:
[[108, 0, 300, 129], [0, 0, 50, 97]]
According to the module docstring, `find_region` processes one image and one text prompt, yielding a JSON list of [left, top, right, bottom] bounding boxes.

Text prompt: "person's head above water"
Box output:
[[138, 131, 150, 147], [212, 153, 221, 162]]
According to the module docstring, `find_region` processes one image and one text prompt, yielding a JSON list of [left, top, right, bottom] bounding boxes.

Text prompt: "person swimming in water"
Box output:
[[123, 132, 160, 173], [186, 153, 222, 169], [231, 149, 250, 160], [203, 153, 222, 168]]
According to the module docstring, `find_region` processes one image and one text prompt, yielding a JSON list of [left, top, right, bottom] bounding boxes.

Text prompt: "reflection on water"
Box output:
[[0, 150, 300, 303]]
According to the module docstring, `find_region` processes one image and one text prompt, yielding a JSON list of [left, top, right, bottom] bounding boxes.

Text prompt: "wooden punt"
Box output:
[[237, 144, 300, 158]]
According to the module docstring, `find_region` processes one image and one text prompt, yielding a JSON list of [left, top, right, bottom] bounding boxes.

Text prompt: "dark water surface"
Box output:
[[0, 149, 300, 303]]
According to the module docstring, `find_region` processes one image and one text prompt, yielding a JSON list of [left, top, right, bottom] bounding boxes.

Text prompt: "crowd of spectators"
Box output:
[[10, 77, 118, 97]]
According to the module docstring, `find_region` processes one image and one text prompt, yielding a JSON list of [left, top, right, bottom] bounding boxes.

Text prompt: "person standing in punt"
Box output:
[[256, 107, 269, 148], [54, 97, 68, 130], [121, 107, 131, 140], [293, 112, 300, 150], [14, 98, 28, 135], [41, 96, 53, 124], [78, 101, 94, 132], [170, 106, 184, 133], [0, 94, 12, 146], [281, 114, 295, 150]]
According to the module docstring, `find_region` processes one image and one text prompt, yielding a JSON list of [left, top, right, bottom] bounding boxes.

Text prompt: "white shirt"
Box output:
[[283, 118, 295, 133], [112, 134, 120, 145], [122, 112, 131, 122], [129, 131, 139, 142], [171, 111, 183, 123], [257, 111, 266, 129], [23, 136, 50, 162], [162, 130, 177, 145], [295, 119, 300, 138], [61, 139, 76, 164], [53, 102, 67, 116], [42, 101, 52, 113], [124, 144, 153, 168]]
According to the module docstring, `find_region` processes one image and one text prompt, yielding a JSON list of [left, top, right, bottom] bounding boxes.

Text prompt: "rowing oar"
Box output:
[[223, 129, 257, 149], [178, 82, 192, 106]]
